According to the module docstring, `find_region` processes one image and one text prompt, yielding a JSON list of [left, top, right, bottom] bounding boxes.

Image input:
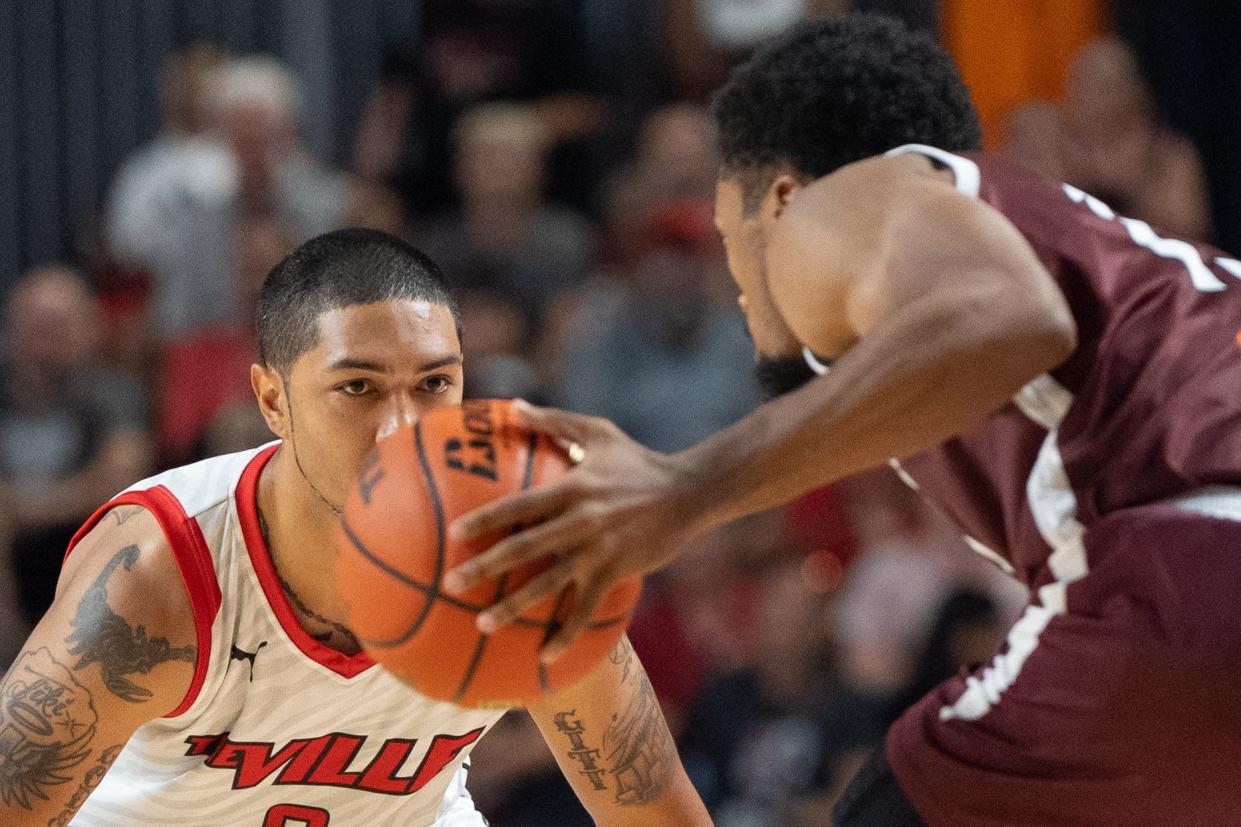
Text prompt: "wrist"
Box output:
[[661, 448, 716, 539]]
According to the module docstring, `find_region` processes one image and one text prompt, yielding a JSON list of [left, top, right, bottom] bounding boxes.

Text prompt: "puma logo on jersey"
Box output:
[[229, 642, 267, 681], [184, 729, 484, 794]]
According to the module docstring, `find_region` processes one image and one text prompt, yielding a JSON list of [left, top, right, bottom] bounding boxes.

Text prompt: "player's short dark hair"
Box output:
[[710, 15, 982, 209], [257, 228, 461, 374]]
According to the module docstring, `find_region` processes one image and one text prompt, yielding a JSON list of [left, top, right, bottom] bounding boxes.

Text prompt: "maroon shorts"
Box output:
[[888, 501, 1241, 826]]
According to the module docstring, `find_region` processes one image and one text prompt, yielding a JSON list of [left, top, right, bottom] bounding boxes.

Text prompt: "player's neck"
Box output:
[[256, 447, 362, 654]]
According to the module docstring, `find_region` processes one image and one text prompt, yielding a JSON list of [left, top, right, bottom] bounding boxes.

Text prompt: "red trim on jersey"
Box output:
[[235, 445, 376, 679], [64, 487, 222, 718]]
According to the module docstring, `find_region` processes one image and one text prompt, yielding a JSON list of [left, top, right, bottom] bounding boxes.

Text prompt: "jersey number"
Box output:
[[263, 803, 330, 826], [1062, 183, 1240, 292]]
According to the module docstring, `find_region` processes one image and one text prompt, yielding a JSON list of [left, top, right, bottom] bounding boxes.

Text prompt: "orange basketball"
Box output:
[[336, 398, 642, 708]]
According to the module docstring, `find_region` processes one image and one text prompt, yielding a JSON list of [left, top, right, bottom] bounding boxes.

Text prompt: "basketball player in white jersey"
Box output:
[[0, 229, 709, 826]]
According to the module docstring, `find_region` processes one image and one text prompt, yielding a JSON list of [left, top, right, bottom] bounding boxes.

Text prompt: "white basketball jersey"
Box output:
[[69, 444, 503, 826]]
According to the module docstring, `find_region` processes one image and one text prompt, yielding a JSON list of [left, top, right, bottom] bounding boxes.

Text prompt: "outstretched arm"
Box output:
[[526, 635, 710, 825], [0, 506, 196, 826], [448, 155, 1076, 658]]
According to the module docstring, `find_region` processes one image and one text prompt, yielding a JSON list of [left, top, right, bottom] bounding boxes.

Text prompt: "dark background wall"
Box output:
[[0, 0, 419, 289]]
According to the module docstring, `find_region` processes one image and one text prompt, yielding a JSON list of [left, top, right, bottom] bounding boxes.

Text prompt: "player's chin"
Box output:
[[754, 353, 817, 399]]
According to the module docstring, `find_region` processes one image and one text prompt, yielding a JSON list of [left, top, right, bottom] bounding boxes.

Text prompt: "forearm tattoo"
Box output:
[[63, 546, 196, 703], [602, 640, 676, 805], [553, 638, 677, 805], [553, 710, 609, 791], [46, 743, 122, 826], [0, 649, 97, 810]]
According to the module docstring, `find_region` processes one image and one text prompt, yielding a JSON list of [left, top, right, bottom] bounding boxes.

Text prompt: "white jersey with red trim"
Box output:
[[70, 443, 504, 827]]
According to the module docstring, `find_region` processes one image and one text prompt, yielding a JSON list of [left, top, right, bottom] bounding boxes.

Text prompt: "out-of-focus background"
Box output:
[[0, 1, 1233, 823]]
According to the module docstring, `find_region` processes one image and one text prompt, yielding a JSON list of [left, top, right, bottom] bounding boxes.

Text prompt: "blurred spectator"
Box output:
[[422, 0, 606, 211], [351, 46, 458, 219], [105, 44, 225, 258], [0, 506, 22, 669], [552, 198, 760, 452], [589, 104, 717, 284], [663, 0, 847, 99], [156, 216, 294, 467], [467, 711, 593, 826], [106, 55, 347, 339], [0, 266, 152, 624], [414, 102, 594, 319], [457, 289, 542, 402], [832, 471, 966, 695], [340, 180, 409, 237], [616, 103, 720, 210], [680, 557, 885, 825], [889, 587, 1008, 722], [627, 511, 794, 729], [355, 3, 607, 220], [1005, 35, 1211, 240]]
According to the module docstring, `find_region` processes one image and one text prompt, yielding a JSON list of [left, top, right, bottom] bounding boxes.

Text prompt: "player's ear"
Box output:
[[769, 172, 799, 212], [762, 172, 805, 225], [251, 363, 289, 439]]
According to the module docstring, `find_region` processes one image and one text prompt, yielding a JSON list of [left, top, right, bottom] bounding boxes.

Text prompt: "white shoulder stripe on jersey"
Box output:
[[1171, 486, 1241, 523], [885, 144, 981, 198]]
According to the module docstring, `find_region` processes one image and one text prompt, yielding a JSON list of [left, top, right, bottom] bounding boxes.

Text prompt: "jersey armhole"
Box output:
[[885, 144, 982, 198], [64, 485, 222, 718]]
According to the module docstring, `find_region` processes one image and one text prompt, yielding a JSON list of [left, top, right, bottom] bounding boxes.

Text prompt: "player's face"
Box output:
[[260, 299, 464, 511], [714, 176, 818, 397]]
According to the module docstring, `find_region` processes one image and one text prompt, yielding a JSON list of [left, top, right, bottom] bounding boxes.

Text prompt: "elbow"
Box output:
[[1025, 301, 1077, 372]]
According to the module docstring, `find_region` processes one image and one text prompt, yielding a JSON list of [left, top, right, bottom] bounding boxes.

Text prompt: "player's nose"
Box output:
[[374, 393, 419, 441]]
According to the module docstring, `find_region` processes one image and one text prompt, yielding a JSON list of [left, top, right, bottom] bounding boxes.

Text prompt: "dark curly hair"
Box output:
[[710, 15, 982, 209]]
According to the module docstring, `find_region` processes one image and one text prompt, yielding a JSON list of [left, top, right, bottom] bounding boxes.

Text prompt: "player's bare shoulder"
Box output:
[[764, 154, 951, 353], [54, 504, 199, 705], [0, 504, 197, 824]]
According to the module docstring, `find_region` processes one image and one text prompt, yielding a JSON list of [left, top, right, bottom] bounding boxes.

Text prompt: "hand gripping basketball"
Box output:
[[444, 400, 702, 664], [335, 399, 642, 708]]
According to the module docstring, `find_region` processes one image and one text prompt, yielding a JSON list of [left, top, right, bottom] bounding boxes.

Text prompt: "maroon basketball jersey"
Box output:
[[882, 145, 1241, 590]]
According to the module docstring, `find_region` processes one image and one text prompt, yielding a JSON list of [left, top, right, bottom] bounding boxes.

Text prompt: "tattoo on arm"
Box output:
[[608, 637, 634, 685], [0, 649, 98, 811], [602, 640, 676, 805], [553, 710, 609, 791], [63, 546, 196, 703], [552, 638, 677, 805], [110, 507, 142, 528], [46, 743, 122, 826]]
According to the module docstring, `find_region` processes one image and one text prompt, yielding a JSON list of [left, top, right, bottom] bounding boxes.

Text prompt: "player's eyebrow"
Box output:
[[416, 355, 463, 372], [326, 354, 462, 373]]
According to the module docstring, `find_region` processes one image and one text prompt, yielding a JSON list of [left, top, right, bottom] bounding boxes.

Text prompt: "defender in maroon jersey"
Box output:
[[445, 16, 1241, 826]]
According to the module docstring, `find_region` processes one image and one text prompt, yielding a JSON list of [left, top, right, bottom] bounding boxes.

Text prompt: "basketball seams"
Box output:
[[370, 421, 445, 647], [457, 428, 542, 703], [344, 402, 639, 706]]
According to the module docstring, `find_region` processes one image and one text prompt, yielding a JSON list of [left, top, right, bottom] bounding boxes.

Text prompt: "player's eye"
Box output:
[[337, 379, 373, 397], [421, 375, 453, 394]]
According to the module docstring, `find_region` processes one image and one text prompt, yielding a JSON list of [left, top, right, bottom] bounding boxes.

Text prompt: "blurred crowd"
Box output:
[[0, 3, 1212, 824]]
